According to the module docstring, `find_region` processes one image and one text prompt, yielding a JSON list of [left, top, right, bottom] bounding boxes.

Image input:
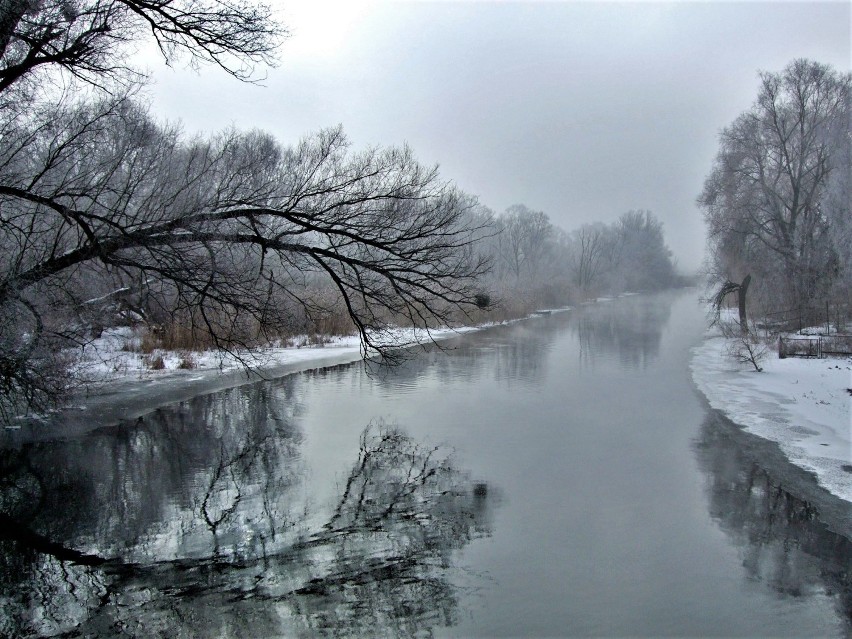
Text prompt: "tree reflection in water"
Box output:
[[574, 295, 671, 370], [694, 412, 852, 631], [356, 318, 559, 389], [0, 385, 496, 638]]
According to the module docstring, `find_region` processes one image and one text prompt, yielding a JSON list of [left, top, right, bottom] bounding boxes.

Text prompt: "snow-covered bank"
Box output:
[[3, 306, 581, 440], [68, 305, 582, 392], [691, 333, 851, 503], [68, 304, 580, 390], [6, 325, 492, 436], [68, 324, 489, 387], [69, 329, 364, 383]]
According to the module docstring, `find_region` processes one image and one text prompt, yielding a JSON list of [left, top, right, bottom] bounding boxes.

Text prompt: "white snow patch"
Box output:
[[65, 323, 502, 388], [62, 300, 616, 391], [691, 330, 852, 503]]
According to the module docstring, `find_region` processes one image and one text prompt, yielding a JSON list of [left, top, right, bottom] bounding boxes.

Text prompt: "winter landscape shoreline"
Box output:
[[691, 330, 851, 511], [8, 294, 850, 522]]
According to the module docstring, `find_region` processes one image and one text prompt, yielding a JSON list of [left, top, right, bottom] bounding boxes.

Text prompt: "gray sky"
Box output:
[[144, 1, 851, 272]]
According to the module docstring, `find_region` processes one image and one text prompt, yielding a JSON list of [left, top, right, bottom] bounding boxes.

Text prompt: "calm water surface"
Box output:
[[1, 290, 850, 637]]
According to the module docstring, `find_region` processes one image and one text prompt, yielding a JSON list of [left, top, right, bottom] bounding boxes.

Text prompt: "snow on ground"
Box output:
[[67, 306, 576, 389], [68, 324, 488, 386], [691, 325, 852, 503]]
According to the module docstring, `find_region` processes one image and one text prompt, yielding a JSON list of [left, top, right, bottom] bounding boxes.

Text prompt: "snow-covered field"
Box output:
[[691, 327, 851, 503]]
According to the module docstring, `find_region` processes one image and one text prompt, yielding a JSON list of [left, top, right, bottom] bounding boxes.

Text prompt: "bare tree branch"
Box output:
[[0, 97, 493, 421], [0, 0, 285, 96]]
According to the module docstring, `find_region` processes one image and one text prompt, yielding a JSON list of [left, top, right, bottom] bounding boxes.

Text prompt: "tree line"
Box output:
[[476, 205, 680, 315], [0, 1, 681, 425]]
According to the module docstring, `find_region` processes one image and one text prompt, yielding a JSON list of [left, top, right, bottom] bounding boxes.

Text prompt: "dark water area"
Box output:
[[1, 290, 850, 637]]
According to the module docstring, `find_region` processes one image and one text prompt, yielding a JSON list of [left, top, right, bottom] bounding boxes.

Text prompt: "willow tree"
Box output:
[[700, 59, 851, 322]]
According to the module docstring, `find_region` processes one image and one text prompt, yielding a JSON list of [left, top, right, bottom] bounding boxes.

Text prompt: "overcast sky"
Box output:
[[143, 1, 851, 272]]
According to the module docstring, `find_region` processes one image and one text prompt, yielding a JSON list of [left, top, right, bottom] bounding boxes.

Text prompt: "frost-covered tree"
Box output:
[[700, 59, 851, 320], [496, 204, 553, 282], [566, 223, 613, 296], [0, 2, 492, 425], [610, 210, 675, 292]]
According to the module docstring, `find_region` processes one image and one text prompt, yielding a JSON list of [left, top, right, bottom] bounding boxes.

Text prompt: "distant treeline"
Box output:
[[473, 205, 684, 318]]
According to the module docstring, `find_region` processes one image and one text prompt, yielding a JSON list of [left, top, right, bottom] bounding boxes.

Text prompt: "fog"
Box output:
[[143, 1, 851, 272]]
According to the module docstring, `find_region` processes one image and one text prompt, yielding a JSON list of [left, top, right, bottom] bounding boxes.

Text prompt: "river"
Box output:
[[1, 289, 850, 637]]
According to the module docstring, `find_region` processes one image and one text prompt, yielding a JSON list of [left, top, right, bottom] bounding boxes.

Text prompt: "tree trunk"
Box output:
[[738, 274, 751, 332]]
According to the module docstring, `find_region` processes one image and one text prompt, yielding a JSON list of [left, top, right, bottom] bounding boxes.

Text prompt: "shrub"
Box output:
[[474, 292, 491, 309], [177, 354, 196, 369], [720, 321, 769, 372], [145, 354, 166, 370]]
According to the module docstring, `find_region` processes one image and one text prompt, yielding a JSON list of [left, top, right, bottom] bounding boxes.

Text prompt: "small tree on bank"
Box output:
[[720, 319, 768, 372]]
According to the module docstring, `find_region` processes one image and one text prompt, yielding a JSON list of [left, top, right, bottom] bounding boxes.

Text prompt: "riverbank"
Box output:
[[65, 300, 605, 397], [6, 312, 572, 441], [13, 326, 476, 438], [690, 327, 851, 504]]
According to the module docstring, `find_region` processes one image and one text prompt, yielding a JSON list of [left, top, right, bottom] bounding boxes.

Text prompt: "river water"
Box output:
[[1, 289, 850, 637]]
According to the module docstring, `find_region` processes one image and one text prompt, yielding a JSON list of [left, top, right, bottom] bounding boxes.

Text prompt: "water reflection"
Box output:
[[574, 296, 671, 369], [356, 316, 563, 390], [0, 384, 496, 638], [694, 412, 852, 631], [1, 379, 307, 566]]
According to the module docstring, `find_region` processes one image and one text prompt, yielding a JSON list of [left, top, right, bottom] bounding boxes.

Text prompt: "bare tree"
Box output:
[[497, 204, 553, 282], [567, 223, 610, 296], [700, 59, 851, 317], [0, 2, 493, 424], [0, 0, 284, 95], [823, 88, 852, 309], [0, 96, 491, 423]]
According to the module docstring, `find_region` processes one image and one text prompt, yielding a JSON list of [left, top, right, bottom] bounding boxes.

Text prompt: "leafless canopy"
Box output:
[[0, 94, 491, 417], [699, 59, 851, 315], [0, 2, 492, 424], [0, 0, 284, 93]]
